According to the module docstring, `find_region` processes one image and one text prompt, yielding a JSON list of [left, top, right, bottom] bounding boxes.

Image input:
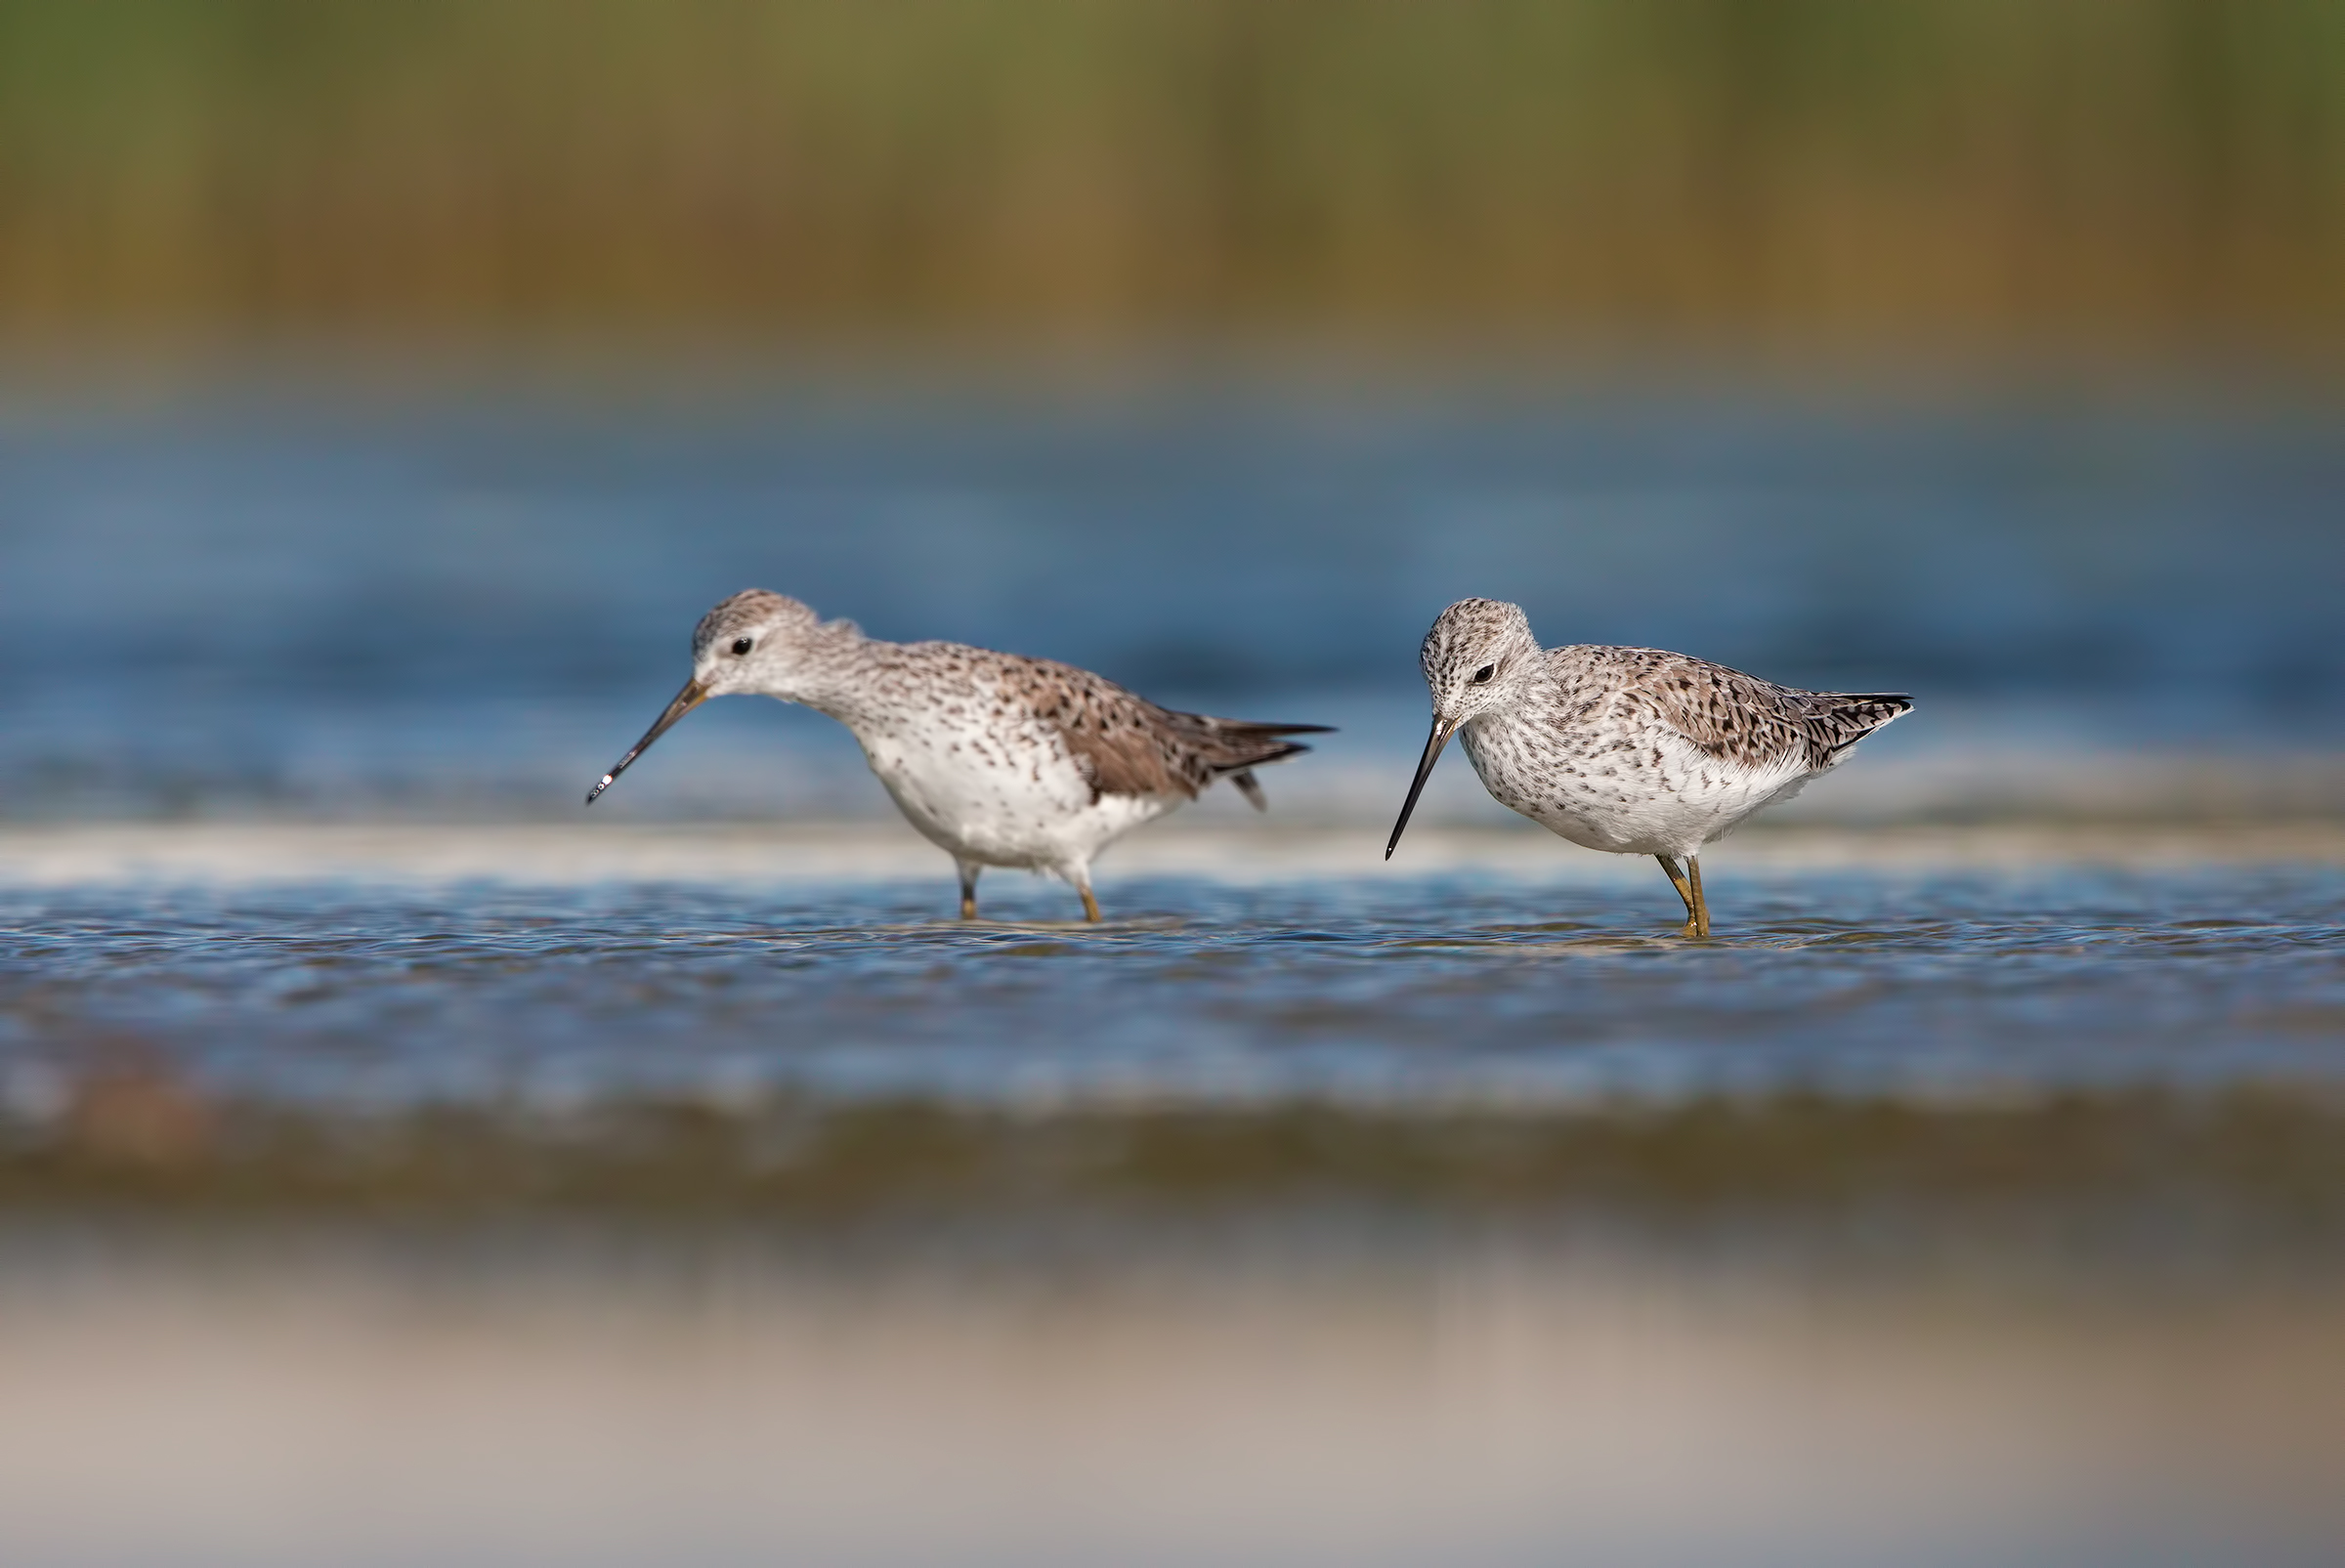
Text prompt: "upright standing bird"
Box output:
[[588, 590, 1329, 921], [1386, 599, 1910, 936]]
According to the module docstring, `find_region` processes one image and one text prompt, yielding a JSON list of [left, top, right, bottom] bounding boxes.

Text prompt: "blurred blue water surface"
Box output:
[[5, 863, 2339, 1119], [2, 383, 2340, 820]]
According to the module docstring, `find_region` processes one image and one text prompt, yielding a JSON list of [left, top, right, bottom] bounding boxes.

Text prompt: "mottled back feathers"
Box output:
[[1579, 646, 1910, 773], [845, 640, 1325, 807], [1015, 657, 1325, 805]]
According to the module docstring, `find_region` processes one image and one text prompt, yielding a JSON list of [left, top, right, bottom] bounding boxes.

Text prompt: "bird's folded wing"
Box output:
[[1622, 655, 1907, 775], [1014, 657, 1327, 802], [1624, 657, 1817, 772]]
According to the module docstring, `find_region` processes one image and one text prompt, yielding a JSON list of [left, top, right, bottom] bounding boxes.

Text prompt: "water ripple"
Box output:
[[0, 865, 2339, 1120]]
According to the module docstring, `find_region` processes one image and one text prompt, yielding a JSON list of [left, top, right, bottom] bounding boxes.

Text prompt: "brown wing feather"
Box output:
[[998, 655, 1327, 802], [1604, 649, 1909, 773]]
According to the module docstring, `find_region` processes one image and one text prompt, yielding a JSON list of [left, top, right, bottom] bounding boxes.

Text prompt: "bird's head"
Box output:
[[586, 588, 835, 805], [687, 588, 826, 699], [1419, 597, 1542, 729], [1386, 598, 1544, 859]]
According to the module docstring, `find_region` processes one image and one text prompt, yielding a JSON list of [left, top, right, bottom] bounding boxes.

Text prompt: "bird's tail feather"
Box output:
[[1808, 693, 1912, 766], [1175, 713, 1334, 774]]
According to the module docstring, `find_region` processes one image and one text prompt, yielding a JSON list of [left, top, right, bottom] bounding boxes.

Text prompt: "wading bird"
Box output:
[[590, 590, 1328, 921], [1386, 598, 1909, 936]]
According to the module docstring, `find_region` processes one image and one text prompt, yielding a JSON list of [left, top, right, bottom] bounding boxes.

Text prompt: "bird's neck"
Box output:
[[761, 621, 886, 722]]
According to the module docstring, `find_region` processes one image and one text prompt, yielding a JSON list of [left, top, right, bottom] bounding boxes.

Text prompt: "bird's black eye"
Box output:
[[1471, 663, 1496, 685], [731, 637, 754, 657]]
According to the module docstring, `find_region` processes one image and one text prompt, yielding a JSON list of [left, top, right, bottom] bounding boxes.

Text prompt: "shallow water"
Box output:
[[4, 851, 2343, 1568], [5, 857, 2340, 1119]]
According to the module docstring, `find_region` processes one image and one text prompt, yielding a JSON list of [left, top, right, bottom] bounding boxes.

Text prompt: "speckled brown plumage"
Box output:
[[1391, 597, 1910, 937], [1017, 662, 1319, 804], [1577, 646, 1911, 778], [596, 588, 1328, 921], [694, 592, 1314, 803]]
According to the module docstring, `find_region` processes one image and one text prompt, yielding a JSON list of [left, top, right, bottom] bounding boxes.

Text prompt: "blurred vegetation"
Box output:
[[3, 0, 2345, 353]]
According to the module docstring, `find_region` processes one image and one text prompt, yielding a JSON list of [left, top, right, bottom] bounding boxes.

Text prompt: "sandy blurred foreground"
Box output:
[[0, 1218, 2340, 1568]]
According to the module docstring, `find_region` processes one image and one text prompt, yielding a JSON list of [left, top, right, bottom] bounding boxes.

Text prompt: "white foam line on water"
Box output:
[[0, 821, 2341, 888]]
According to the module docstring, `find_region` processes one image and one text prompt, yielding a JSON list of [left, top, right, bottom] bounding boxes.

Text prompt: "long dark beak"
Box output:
[[585, 677, 708, 804], [1386, 715, 1457, 860]]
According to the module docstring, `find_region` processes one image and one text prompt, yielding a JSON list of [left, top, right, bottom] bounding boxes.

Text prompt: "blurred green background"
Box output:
[[6, 0, 2344, 359]]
